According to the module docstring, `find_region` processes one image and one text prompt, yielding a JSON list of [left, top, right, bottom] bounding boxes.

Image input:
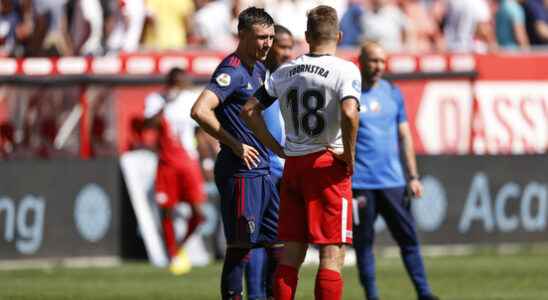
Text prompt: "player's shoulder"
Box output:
[[211, 53, 246, 87], [331, 57, 360, 73]]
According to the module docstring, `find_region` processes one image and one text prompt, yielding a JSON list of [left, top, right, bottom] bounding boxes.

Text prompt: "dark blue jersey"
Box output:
[[206, 53, 270, 177]]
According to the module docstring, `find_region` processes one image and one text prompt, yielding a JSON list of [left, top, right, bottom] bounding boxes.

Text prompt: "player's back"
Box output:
[[268, 54, 361, 156]]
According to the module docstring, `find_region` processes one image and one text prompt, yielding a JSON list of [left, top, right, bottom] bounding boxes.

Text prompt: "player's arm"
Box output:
[[143, 93, 165, 128], [399, 122, 423, 197], [240, 96, 286, 158], [340, 97, 359, 174], [394, 85, 423, 197], [241, 88, 286, 159], [335, 64, 361, 174], [191, 89, 260, 169]]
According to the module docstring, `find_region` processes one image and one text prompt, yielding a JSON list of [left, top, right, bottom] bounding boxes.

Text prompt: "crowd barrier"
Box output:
[[1, 154, 546, 261]]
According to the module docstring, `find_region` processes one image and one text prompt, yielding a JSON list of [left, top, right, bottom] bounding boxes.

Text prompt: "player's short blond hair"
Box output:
[[306, 5, 339, 42]]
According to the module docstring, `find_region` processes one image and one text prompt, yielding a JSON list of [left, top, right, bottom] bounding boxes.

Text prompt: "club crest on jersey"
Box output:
[[216, 73, 231, 87], [352, 80, 361, 93], [370, 100, 381, 112], [246, 82, 253, 90]]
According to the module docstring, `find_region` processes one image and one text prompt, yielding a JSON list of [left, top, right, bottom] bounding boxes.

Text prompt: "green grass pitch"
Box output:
[[2, 252, 548, 300]]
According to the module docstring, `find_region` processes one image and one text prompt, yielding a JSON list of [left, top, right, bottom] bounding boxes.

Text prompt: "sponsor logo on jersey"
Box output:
[[216, 73, 231, 87], [352, 80, 361, 93]]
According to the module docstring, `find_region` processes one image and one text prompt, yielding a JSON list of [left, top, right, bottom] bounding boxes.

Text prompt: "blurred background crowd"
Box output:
[[1, 0, 548, 57]]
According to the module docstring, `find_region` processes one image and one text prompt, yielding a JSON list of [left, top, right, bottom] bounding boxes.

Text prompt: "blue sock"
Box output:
[[221, 247, 250, 300], [401, 245, 432, 297], [356, 245, 379, 300], [245, 248, 266, 300]]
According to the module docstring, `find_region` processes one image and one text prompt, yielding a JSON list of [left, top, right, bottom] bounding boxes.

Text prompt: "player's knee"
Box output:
[[280, 242, 308, 268], [319, 244, 345, 271]]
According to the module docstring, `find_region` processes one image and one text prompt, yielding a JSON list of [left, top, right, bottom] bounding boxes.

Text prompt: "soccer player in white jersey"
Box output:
[[144, 67, 205, 275], [242, 6, 361, 299]]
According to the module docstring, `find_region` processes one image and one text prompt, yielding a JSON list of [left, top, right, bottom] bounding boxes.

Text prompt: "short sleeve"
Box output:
[[337, 62, 362, 102], [144, 93, 165, 118], [475, 0, 491, 23], [264, 69, 279, 99], [392, 85, 408, 124], [205, 66, 243, 103]]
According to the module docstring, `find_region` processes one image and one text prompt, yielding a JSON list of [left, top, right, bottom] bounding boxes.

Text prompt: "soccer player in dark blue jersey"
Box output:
[[244, 24, 294, 300], [191, 7, 281, 300], [352, 42, 439, 300]]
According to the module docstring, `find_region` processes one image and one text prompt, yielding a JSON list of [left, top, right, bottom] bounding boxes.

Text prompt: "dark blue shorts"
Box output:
[[215, 174, 279, 247]]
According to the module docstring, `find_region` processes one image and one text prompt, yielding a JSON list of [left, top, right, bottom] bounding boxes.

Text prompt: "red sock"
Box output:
[[161, 217, 177, 258], [314, 268, 343, 300], [181, 213, 204, 245], [274, 264, 298, 300]]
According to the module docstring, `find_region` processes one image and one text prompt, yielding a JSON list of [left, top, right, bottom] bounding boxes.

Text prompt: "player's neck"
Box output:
[[363, 79, 379, 90], [235, 47, 257, 72], [308, 43, 337, 56]]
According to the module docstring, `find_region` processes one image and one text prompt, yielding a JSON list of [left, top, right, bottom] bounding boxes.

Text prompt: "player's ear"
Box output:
[[336, 31, 342, 45]]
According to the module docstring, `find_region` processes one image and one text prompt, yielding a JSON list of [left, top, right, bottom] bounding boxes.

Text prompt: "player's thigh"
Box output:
[[352, 189, 379, 246], [255, 175, 280, 245], [177, 160, 206, 205], [215, 175, 248, 245], [304, 152, 353, 245], [277, 162, 307, 243], [155, 163, 179, 209], [379, 187, 419, 246]]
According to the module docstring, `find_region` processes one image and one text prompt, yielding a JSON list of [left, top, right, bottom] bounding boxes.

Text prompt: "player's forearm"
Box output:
[[242, 98, 285, 158], [402, 133, 419, 178], [191, 107, 241, 152], [340, 100, 359, 166]]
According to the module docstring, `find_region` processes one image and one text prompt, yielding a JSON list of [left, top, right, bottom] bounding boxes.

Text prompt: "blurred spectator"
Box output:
[[495, 0, 529, 50], [105, 0, 146, 53], [399, 0, 444, 52], [0, 0, 18, 55], [361, 0, 409, 52], [522, 0, 548, 45], [444, 0, 497, 52], [68, 0, 104, 55], [13, 0, 34, 56], [191, 0, 235, 50], [0, 121, 15, 159], [143, 0, 195, 50], [340, 0, 364, 47], [268, 0, 313, 43]]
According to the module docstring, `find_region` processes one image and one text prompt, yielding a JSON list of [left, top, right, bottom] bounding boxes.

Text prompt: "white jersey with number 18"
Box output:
[[265, 54, 361, 157]]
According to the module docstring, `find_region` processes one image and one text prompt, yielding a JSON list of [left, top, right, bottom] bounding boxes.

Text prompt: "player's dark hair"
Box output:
[[274, 24, 292, 39], [306, 5, 339, 42], [166, 67, 185, 86], [238, 7, 275, 33]]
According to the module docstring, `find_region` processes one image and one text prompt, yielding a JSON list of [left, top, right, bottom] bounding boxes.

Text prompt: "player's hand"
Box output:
[[234, 143, 261, 169], [409, 179, 423, 198], [327, 148, 354, 174]]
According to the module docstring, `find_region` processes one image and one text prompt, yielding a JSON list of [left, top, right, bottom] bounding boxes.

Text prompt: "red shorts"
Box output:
[[155, 159, 205, 208], [278, 150, 353, 245]]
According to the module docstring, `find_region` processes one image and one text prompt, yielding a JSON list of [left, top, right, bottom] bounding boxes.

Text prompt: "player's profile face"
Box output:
[[272, 33, 294, 66], [243, 24, 275, 61]]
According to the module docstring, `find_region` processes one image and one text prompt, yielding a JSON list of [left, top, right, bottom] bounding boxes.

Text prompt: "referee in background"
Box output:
[[352, 41, 440, 300]]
